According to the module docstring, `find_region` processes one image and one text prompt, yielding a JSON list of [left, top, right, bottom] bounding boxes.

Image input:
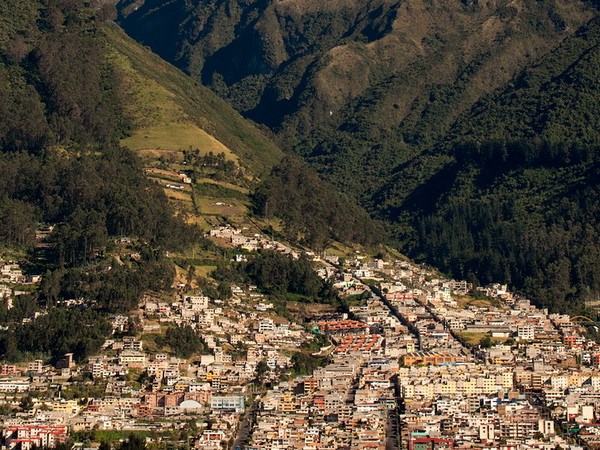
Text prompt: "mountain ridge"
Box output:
[[116, 0, 595, 200]]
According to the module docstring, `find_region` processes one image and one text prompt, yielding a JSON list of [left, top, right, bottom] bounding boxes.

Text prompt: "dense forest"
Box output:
[[212, 250, 338, 303], [0, 0, 195, 256], [252, 156, 383, 250], [411, 155, 600, 313], [0, 0, 198, 361], [162, 325, 209, 359], [0, 308, 111, 363]]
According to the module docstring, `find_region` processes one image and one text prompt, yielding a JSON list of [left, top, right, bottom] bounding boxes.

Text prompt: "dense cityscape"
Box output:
[[2, 225, 600, 450]]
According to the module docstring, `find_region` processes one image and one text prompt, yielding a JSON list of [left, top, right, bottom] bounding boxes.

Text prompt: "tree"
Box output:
[[254, 360, 269, 385], [186, 266, 195, 287], [117, 435, 146, 450], [479, 335, 493, 348], [19, 396, 34, 411], [253, 156, 383, 249], [164, 325, 206, 359], [291, 352, 328, 376], [216, 250, 337, 303], [40, 269, 63, 305], [217, 282, 232, 300]]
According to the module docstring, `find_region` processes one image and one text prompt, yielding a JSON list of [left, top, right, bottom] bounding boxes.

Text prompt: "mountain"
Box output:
[[0, 0, 200, 360], [117, 0, 595, 199], [0, 0, 383, 259], [379, 16, 600, 312], [0, 0, 386, 361], [102, 25, 382, 248], [0, 0, 283, 259], [378, 14, 600, 218]]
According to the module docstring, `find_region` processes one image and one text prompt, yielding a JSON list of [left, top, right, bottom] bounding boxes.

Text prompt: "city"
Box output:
[[2, 225, 600, 450]]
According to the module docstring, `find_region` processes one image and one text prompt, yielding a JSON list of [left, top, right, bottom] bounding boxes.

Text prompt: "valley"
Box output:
[[0, 0, 599, 449]]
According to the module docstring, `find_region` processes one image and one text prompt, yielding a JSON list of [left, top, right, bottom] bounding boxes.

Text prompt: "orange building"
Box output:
[[402, 352, 466, 366]]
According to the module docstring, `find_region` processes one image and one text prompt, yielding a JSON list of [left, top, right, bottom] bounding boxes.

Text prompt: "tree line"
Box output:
[[212, 250, 338, 303], [252, 156, 384, 250]]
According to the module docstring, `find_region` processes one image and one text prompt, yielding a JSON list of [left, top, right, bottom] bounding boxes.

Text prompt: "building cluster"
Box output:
[[247, 254, 600, 449], [208, 225, 294, 255], [248, 356, 395, 450], [0, 260, 41, 310], [1, 227, 600, 449]]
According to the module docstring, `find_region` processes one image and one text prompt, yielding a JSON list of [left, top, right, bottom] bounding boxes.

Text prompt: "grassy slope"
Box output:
[[103, 25, 283, 177], [101, 26, 285, 238]]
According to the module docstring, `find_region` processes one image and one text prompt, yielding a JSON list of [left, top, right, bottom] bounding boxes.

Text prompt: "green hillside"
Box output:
[[376, 15, 600, 219], [380, 16, 600, 312], [0, 0, 200, 360], [117, 0, 595, 200], [0, 0, 383, 362], [117, 0, 600, 313], [103, 25, 283, 177]]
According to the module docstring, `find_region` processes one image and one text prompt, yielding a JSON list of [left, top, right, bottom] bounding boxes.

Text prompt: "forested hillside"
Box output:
[[117, 0, 594, 200], [0, 0, 200, 361], [0, 0, 194, 250], [252, 156, 383, 250], [380, 17, 600, 313]]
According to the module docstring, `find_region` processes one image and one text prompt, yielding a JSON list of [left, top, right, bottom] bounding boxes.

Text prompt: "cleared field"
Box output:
[[108, 40, 238, 162], [145, 168, 183, 181], [455, 296, 496, 309], [196, 196, 247, 217], [195, 182, 249, 202], [186, 215, 211, 231], [122, 123, 236, 161], [198, 177, 250, 194], [195, 265, 217, 278], [165, 189, 193, 203], [324, 241, 357, 258], [457, 332, 509, 346]]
